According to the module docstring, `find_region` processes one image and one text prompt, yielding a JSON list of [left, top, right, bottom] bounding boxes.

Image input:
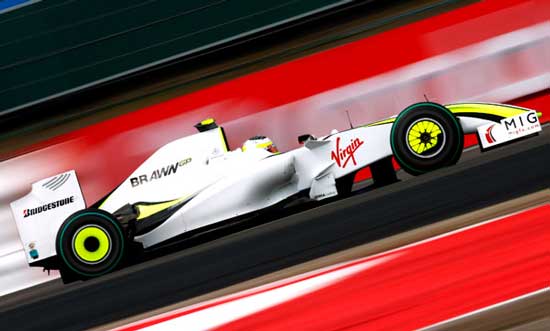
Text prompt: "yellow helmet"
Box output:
[[242, 136, 279, 153]]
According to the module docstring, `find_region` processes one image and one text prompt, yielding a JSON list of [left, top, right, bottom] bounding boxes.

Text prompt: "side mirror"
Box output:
[[298, 134, 315, 144]]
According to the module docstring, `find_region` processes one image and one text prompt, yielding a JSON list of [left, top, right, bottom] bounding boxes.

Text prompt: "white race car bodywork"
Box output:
[[10, 102, 542, 266], [133, 123, 393, 248]]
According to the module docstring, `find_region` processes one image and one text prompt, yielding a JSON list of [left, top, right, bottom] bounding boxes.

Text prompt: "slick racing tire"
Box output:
[[391, 102, 463, 176], [56, 209, 125, 281]]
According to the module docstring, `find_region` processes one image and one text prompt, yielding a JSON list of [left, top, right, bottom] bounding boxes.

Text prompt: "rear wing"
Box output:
[[10, 170, 85, 264]]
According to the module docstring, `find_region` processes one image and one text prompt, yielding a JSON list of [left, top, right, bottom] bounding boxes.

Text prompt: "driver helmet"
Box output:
[[242, 136, 279, 154]]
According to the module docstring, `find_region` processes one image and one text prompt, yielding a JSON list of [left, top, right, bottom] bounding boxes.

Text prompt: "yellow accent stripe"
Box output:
[[363, 103, 539, 128], [446, 103, 527, 118], [218, 127, 228, 152], [136, 197, 187, 220], [366, 117, 396, 127], [98, 198, 109, 210]]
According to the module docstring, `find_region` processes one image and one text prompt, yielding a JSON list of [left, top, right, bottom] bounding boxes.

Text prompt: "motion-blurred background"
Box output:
[[0, 0, 548, 330]]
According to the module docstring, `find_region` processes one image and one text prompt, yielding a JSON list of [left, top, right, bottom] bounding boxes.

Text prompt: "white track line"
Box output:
[[418, 287, 550, 330]]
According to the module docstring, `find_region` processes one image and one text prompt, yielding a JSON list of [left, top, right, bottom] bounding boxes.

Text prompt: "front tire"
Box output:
[[56, 209, 125, 282], [390, 102, 463, 176]]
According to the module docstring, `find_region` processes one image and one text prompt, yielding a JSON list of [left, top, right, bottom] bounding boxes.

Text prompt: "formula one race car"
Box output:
[[10, 102, 543, 282]]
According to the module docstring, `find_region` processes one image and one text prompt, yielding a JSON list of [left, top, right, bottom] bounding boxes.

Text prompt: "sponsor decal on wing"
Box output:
[[23, 196, 75, 218], [484, 124, 496, 144], [477, 111, 541, 149]]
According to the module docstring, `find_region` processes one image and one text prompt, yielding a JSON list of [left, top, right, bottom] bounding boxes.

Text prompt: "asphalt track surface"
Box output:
[[1, 128, 548, 330], [99, 190, 548, 331]]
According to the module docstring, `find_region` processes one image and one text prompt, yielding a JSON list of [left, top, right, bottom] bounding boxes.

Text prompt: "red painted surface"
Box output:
[[2, 0, 548, 206], [114, 205, 550, 331], [214, 205, 550, 331]]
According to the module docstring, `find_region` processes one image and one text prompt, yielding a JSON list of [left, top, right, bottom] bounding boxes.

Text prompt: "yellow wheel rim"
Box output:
[[407, 119, 443, 156], [73, 226, 111, 263]]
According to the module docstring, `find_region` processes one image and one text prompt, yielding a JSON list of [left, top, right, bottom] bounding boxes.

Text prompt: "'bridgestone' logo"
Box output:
[[23, 196, 75, 218], [130, 158, 192, 187]]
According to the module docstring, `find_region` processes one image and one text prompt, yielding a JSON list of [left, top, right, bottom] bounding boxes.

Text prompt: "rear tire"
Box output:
[[56, 209, 125, 282], [390, 102, 463, 176]]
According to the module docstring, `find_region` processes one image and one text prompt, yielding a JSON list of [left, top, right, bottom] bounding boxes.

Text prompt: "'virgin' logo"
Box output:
[[331, 137, 364, 168]]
